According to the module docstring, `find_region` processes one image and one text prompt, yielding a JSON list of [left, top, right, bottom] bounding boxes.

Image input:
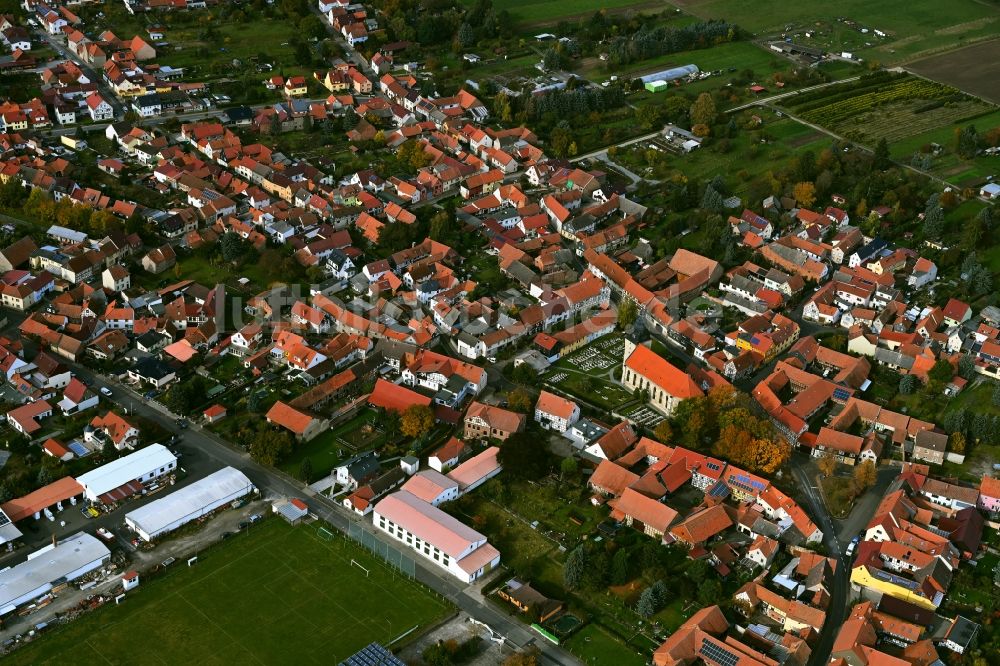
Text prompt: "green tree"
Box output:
[[617, 298, 637, 330], [689, 92, 716, 127], [428, 209, 450, 242], [250, 428, 294, 466], [899, 374, 919, 395], [221, 232, 248, 263], [636, 584, 662, 617], [610, 548, 633, 585], [300, 457, 314, 483], [928, 359, 954, 384], [400, 404, 434, 438], [36, 466, 53, 487], [701, 185, 725, 212], [559, 455, 578, 481], [498, 432, 550, 480], [873, 138, 891, 170], [957, 355, 975, 381], [564, 544, 589, 589], [957, 124, 980, 159]]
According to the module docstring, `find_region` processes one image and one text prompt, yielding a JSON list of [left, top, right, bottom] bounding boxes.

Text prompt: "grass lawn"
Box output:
[[448, 491, 558, 574], [611, 113, 830, 198], [583, 40, 790, 82], [500, 478, 608, 542], [564, 623, 649, 666], [890, 108, 1000, 186], [8, 519, 451, 666], [942, 380, 1000, 418], [278, 408, 383, 479]]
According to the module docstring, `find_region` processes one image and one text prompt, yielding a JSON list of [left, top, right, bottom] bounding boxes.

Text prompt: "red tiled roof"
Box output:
[[625, 344, 703, 399], [265, 400, 314, 435], [368, 378, 432, 413]]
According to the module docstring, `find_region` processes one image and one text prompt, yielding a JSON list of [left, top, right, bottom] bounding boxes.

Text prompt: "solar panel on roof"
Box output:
[[708, 483, 730, 498], [833, 387, 850, 401], [699, 637, 741, 666]]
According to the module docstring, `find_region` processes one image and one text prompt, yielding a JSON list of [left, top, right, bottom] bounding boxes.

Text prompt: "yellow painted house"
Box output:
[[850, 564, 942, 611]]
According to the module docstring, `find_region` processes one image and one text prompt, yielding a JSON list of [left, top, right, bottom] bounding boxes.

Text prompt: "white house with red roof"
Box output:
[[57, 377, 99, 414], [534, 389, 580, 433], [400, 470, 459, 506], [6, 399, 52, 435], [85, 92, 113, 121], [86, 411, 139, 450]]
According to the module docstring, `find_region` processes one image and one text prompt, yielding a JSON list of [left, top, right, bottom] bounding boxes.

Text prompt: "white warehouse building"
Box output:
[[125, 467, 256, 542], [0, 532, 111, 616], [76, 444, 178, 504], [372, 490, 500, 584]]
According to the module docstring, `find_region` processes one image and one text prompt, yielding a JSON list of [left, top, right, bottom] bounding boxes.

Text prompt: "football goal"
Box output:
[[317, 526, 336, 541], [350, 559, 370, 577]]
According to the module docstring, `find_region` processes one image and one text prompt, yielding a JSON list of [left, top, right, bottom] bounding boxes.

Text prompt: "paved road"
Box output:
[[35, 28, 125, 117], [788, 456, 848, 666], [788, 454, 900, 666]]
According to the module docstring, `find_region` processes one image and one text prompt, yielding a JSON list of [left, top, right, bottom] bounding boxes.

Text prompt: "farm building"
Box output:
[[125, 466, 255, 542], [639, 64, 698, 86], [76, 444, 178, 504], [0, 532, 110, 617]]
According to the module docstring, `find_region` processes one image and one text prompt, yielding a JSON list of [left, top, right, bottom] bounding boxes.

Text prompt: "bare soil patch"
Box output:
[[907, 39, 1000, 104]]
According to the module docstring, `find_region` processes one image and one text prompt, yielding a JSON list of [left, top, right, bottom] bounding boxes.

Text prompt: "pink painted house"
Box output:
[[979, 475, 1000, 513]]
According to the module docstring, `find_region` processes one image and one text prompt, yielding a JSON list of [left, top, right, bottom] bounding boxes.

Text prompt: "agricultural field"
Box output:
[[780, 72, 996, 146], [6, 519, 451, 666], [672, 0, 1000, 63], [907, 40, 1000, 105], [460, 0, 673, 28]]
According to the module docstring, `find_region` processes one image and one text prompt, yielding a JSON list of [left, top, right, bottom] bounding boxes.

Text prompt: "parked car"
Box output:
[[100, 387, 113, 397], [97, 527, 115, 541]]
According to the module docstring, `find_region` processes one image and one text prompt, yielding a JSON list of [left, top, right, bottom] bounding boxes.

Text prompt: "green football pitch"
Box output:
[[7, 519, 452, 665]]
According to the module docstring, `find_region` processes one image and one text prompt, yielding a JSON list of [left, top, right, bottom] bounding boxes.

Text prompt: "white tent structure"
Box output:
[[76, 444, 177, 503], [125, 467, 255, 542]]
